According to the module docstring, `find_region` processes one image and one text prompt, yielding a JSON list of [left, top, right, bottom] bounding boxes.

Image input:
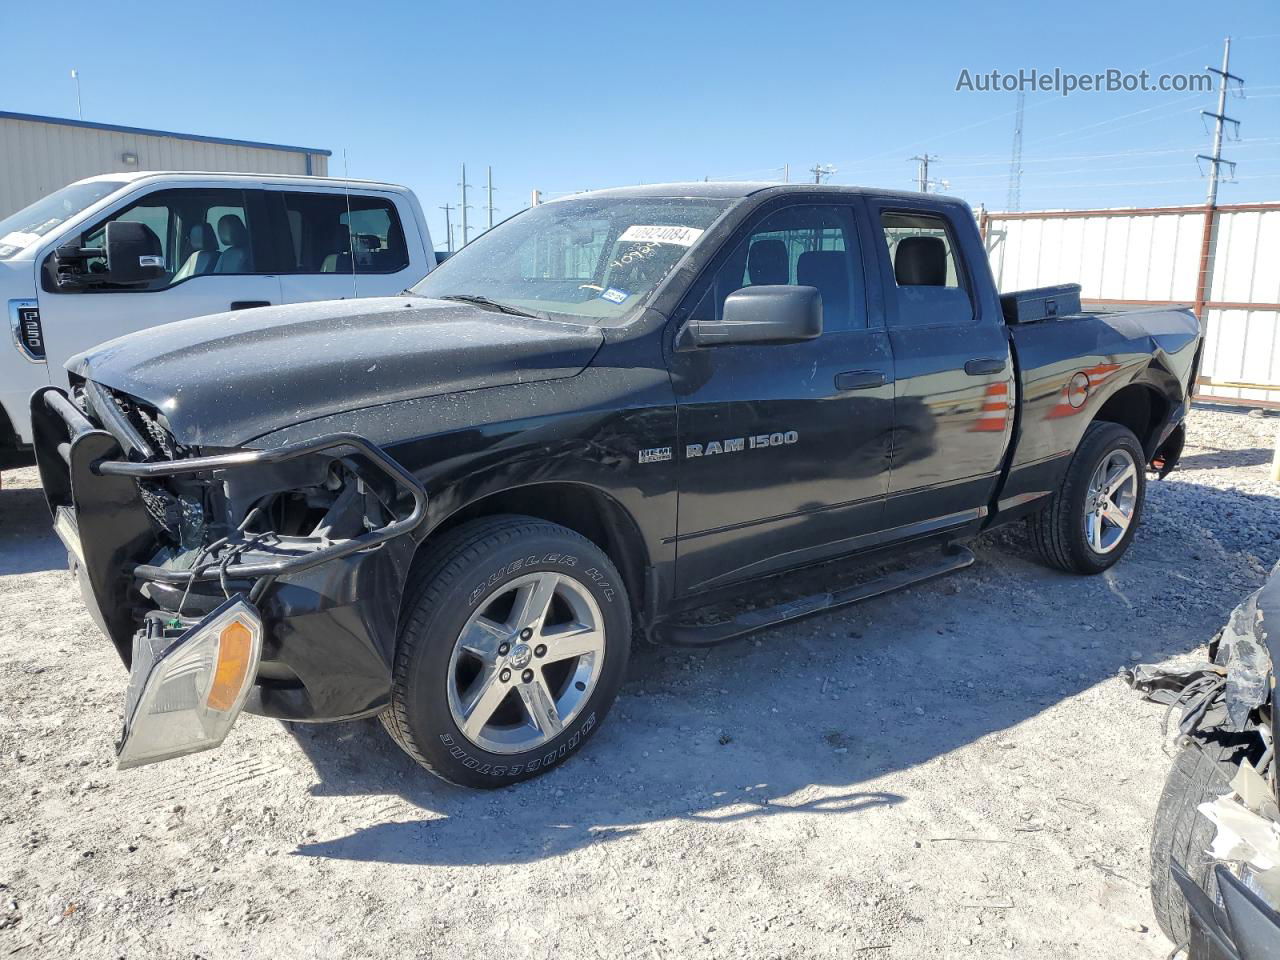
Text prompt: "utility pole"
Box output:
[[783, 163, 790, 183], [1200, 37, 1243, 207], [809, 163, 836, 184], [438, 203, 454, 253], [485, 166, 497, 230], [458, 163, 473, 247], [530, 189, 542, 207], [910, 154, 939, 193], [1006, 91, 1025, 212], [70, 69, 82, 119]]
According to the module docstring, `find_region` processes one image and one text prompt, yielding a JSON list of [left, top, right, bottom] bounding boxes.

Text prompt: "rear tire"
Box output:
[[1028, 421, 1146, 574], [381, 515, 630, 789], [1150, 739, 1252, 945]]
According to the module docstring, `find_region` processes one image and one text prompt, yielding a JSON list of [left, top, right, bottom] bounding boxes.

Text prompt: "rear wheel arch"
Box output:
[[409, 482, 650, 626], [1091, 382, 1169, 459]]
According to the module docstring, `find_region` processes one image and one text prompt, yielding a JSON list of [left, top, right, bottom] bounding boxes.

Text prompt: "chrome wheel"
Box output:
[[446, 571, 606, 754], [1084, 448, 1138, 554]]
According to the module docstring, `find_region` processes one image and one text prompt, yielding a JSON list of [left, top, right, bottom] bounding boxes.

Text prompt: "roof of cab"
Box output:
[[558, 181, 960, 204], [69, 170, 413, 193]]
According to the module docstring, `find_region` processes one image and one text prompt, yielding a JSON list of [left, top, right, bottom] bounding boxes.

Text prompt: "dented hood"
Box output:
[[67, 296, 603, 447]]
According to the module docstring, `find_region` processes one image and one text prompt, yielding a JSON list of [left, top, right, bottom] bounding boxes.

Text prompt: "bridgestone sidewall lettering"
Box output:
[[381, 516, 630, 789]]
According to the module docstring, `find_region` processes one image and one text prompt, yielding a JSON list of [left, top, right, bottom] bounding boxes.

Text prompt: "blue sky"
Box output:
[[6, 0, 1280, 249]]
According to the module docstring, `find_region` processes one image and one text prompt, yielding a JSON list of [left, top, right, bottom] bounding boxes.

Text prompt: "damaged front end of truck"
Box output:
[[1125, 565, 1280, 959], [31, 380, 426, 769]]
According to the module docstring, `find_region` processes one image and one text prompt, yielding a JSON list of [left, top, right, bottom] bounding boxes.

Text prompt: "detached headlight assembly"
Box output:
[[116, 596, 263, 770]]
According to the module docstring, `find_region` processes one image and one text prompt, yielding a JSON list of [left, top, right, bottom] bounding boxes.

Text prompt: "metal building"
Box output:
[[0, 111, 330, 219]]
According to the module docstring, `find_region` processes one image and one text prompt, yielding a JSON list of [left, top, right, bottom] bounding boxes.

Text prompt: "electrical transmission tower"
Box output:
[[1199, 37, 1243, 206], [810, 163, 836, 184], [1006, 91, 1025, 212], [910, 154, 941, 193], [485, 166, 498, 230], [438, 203, 455, 253], [458, 164, 474, 247]]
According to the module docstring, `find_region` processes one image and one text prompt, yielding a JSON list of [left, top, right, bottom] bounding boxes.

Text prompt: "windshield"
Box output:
[[0, 180, 126, 259], [411, 196, 733, 323]]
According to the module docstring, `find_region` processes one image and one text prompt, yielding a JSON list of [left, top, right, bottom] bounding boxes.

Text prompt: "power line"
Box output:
[[810, 163, 837, 184], [916, 137, 1280, 168]]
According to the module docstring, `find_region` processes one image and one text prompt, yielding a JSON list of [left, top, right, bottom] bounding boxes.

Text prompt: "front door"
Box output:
[[37, 187, 282, 387], [669, 200, 895, 596]]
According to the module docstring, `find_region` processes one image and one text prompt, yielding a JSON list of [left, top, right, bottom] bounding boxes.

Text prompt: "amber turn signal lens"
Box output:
[[207, 619, 254, 711]]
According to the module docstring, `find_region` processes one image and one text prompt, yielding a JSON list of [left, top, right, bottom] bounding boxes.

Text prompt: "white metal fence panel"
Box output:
[[985, 204, 1280, 405]]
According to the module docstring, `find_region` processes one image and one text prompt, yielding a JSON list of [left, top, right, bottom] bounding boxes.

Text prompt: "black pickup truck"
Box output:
[[32, 183, 1202, 788]]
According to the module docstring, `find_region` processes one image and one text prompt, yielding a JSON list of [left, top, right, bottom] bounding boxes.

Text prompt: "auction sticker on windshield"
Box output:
[[600, 288, 630, 304], [618, 225, 704, 247]]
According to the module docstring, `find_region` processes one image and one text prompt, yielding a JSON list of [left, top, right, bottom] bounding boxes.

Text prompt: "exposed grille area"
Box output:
[[83, 383, 194, 544], [100, 386, 186, 460]]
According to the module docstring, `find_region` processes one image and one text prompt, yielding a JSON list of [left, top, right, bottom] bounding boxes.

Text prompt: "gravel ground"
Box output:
[[2, 404, 1277, 960]]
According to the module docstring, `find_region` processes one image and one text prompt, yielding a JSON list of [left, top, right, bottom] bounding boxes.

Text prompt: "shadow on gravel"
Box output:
[[1175, 446, 1271, 470], [187, 459, 1265, 868], [285, 472, 1280, 868], [0, 484, 66, 575]]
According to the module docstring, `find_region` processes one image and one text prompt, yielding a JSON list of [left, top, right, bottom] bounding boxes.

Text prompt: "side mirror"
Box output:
[[690, 285, 823, 346], [104, 220, 165, 285]]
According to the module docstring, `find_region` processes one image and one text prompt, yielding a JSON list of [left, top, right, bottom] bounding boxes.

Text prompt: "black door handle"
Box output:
[[230, 300, 271, 311], [835, 370, 887, 391], [964, 358, 1006, 376]]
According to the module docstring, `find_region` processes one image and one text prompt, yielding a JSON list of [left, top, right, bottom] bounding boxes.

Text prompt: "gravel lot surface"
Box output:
[[2, 404, 1277, 960]]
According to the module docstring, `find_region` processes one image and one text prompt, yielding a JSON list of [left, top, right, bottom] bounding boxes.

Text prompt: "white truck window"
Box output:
[[70, 189, 268, 292], [276, 192, 409, 275]]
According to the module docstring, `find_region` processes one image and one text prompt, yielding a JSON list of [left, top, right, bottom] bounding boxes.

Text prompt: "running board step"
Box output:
[[658, 546, 976, 646]]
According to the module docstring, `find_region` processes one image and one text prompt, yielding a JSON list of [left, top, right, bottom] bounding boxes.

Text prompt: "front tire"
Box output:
[[1029, 421, 1146, 574], [381, 515, 630, 789]]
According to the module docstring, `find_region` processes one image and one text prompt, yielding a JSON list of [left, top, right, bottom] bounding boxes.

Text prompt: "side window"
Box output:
[[277, 192, 410, 275], [201, 199, 255, 275], [880, 211, 973, 326], [692, 204, 863, 332], [74, 188, 263, 290]]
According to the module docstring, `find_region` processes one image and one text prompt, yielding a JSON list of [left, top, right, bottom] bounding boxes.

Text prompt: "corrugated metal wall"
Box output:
[[0, 116, 328, 218], [985, 203, 1280, 404]]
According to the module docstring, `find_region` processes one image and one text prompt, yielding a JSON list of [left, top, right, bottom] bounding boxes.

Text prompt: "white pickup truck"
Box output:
[[0, 171, 436, 476]]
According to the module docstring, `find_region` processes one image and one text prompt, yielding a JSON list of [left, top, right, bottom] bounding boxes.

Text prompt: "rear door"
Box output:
[[669, 198, 895, 595], [36, 186, 282, 386], [270, 189, 425, 304], [865, 198, 1013, 532]]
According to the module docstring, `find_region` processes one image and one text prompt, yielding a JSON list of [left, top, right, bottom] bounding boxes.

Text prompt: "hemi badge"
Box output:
[[638, 447, 672, 464]]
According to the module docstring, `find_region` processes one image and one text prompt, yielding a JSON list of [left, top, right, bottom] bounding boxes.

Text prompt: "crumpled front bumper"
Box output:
[[31, 385, 427, 736]]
